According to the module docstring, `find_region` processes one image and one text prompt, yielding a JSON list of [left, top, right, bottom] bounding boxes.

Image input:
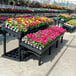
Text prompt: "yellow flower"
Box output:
[[19, 18, 21, 19], [20, 25, 23, 28], [29, 20, 32, 23], [21, 19, 24, 22], [14, 21, 18, 25], [67, 19, 76, 25], [9, 20, 12, 23], [9, 18, 13, 20]]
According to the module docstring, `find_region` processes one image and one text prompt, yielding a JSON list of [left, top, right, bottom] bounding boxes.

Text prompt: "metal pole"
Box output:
[[3, 32, 6, 55]]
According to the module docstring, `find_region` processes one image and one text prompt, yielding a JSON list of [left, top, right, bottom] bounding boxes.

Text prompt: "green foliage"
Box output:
[[8, 0, 14, 3]]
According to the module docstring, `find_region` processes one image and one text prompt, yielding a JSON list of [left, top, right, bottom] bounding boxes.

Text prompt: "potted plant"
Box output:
[[8, 0, 15, 5]]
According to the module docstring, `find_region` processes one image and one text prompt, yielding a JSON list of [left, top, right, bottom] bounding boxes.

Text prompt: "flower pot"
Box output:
[[9, 2, 14, 5], [39, 46, 42, 50], [16, 30, 19, 32], [28, 41, 30, 45], [31, 43, 33, 46], [5, 24, 8, 27], [25, 40, 27, 43], [9, 27, 12, 30], [61, 19, 64, 21], [8, 26, 10, 29], [13, 29, 15, 31], [36, 46, 39, 49], [33, 44, 36, 48], [10, 28, 13, 30]]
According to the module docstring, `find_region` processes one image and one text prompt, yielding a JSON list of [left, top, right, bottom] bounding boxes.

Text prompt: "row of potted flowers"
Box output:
[[65, 19, 76, 26], [5, 16, 54, 32], [0, 8, 68, 13], [0, 15, 12, 23], [24, 26, 66, 50], [0, 8, 32, 13], [8, 0, 75, 11], [0, 15, 24, 23], [57, 13, 72, 22]]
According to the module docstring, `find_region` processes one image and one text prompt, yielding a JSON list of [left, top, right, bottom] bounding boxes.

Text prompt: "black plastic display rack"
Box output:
[[56, 18, 72, 26], [57, 18, 76, 32], [62, 24, 76, 32], [20, 34, 64, 65], [1, 24, 49, 61]]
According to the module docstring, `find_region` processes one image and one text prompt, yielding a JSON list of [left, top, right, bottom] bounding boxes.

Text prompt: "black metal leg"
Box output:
[[39, 56, 41, 65], [61, 36, 63, 43], [18, 38, 22, 61], [58, 21, 59, 26], [49, 47, 51, 55], [56, 40, 58, 48], [54, 20, 56, 25], [3, 32, 6, 55]]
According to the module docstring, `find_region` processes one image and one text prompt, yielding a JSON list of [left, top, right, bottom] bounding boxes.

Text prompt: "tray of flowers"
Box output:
[[2, 16, 54, 38], [63, 19, 76, 32], [20, 26, 66, 65], [57, 14, 72, 22]]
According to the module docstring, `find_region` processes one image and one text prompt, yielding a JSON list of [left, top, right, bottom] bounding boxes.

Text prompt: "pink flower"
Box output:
[[23, 28, 25, 30], [18, 24, 20, 26], [30, 33, 32, 36], [25, 26, 66, 47], [27, 34, 30, 38]]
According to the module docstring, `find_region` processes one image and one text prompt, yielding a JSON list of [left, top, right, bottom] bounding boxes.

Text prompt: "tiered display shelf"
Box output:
[[55, 17, 76, 32], [62, 18, 76, 32], [1, 22, 50, 62], [54, 14, 76, 32], [20, 34, 64, 65]]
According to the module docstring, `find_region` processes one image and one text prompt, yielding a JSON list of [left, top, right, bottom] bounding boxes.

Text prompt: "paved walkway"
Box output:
[[0, 30, 76, 76]]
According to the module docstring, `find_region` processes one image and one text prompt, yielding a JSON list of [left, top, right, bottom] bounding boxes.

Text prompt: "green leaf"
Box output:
[[41, 44, 45, 48]]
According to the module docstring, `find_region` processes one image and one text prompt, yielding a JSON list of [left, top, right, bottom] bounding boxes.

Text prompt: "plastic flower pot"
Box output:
[[33, 44, 36, 48], [39, 46, 42, 50], [13, 29, 16, 31], [5, 24, 8, 27], [28, 41, 30, 45], [25, 40, 27, 43], [8, 26, 10, 29], [31, 43, 33, 46], [16, 29, 19, 32], [36, 46, 39, 49]]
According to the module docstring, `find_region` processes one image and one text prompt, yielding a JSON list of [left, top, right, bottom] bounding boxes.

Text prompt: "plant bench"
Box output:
[[20, 34, 64, 65], [1, 24, 49, 61]]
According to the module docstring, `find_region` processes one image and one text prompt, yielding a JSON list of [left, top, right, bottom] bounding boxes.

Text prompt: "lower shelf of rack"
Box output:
[[2, 47, 32, 61]]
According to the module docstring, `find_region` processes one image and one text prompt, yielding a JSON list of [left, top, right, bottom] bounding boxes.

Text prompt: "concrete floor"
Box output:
[[0, 30, 76, 76]]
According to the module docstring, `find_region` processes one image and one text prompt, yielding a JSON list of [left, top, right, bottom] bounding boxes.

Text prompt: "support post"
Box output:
[[3, 32, 6, 55], [49, 47, 51, 55], [56, 40, 58, 48], [61, 36, 63, 43], [58, 21, 59, 26], [38, 56, 41, 65], [18, 37, 22, 61]]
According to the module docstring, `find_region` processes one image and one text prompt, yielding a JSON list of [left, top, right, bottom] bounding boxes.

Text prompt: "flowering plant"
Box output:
[[24, 26, 66, 50], [58, 14, 72, 21], [5, 16, 54, 32], [66, 19, 76, 26], [0, 15, 12, 23], [0, 15, 25, 23], [0, 8, 32, 13]]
